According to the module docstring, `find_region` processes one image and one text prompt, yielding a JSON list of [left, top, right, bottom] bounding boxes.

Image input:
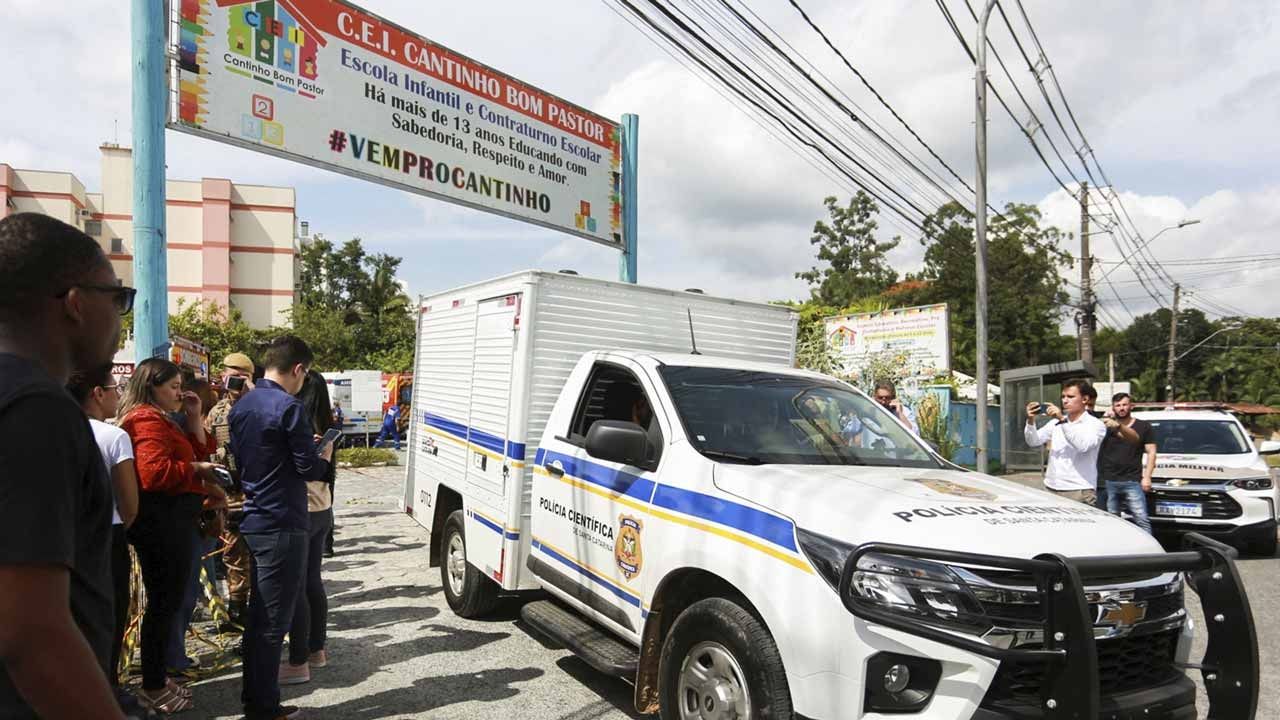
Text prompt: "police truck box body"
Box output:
[[402, 271, 1257, 720]]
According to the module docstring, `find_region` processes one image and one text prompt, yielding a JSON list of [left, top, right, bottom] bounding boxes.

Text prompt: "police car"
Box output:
[[1134, 405, 1280, 556]]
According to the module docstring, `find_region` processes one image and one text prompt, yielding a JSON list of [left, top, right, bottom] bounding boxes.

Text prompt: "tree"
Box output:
[[167, 299, 268, 371], [907, 202, 1074, 375], [294, 237, 416, 372], [796, 192, 900, 307]]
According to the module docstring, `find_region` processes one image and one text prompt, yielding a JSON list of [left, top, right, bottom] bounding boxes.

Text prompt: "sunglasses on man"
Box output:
[[56, 284, 137, 315]]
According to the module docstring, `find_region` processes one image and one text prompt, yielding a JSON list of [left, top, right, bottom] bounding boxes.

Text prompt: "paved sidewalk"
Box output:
[[193, 464, 636, 720]]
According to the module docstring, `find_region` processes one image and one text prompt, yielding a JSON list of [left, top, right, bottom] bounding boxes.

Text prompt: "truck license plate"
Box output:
[[1155, 502, 1202, 518]]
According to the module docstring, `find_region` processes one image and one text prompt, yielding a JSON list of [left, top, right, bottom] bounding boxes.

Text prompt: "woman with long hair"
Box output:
[[280, 370, 335, 685], [118, 358, 223, 714]]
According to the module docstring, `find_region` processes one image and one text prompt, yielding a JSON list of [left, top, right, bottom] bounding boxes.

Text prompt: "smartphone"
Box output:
[[227, 375, 246, 391], [212, 466, 234, 488], [317, 427, 343, 450], [1037, 403, 1047, 414]]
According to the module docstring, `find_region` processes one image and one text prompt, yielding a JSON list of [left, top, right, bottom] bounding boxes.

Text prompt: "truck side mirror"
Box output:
[[585, 420, 649, 467]]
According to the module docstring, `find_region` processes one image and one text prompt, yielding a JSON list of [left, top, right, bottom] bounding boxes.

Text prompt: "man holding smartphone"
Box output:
[[207, 353, 256, 629], [229, 336, 334, 720], [1024, 379, 1108, 505]]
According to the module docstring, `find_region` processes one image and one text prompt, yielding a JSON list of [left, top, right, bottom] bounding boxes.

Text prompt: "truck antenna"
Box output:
[[687, 309, 701, 355]]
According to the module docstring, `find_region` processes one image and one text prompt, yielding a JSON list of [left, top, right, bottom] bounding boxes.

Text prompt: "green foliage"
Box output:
[[796, 192, 900, 307], [168, 299, 270, 369], [915, 392, 960, 462], [292, 236, 416, 372], [336, 447, 399, 467], [907, 202, 1074, 376]]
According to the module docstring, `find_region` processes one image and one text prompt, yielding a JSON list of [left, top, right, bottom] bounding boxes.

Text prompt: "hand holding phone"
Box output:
[[317, 427, 342, 450], [227, 375, 246, 392]]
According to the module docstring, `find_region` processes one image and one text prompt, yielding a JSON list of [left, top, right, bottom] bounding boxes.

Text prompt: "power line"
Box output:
[[690, 0, 957, 210], [597, 0, 881, 225], [614, 0, 931, 229], [784, 0, 978, 200]]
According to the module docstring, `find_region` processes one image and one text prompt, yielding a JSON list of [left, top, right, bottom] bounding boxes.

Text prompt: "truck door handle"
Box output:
[[546, 461, 564, 477]]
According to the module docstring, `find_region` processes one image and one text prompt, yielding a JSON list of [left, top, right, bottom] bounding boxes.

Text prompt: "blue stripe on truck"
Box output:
[[422, 412, 526, 460]]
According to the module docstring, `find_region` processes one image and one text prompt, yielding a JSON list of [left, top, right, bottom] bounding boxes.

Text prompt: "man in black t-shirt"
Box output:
[[1097, 392, 1157, 533], [0, 213, 127, 719]]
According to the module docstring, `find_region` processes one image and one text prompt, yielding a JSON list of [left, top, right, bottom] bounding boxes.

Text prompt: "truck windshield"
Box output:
[[658, 366, 941, 468], [1147, 419, 1251, 455]]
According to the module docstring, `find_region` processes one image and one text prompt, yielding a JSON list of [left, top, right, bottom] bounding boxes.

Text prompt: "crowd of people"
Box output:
[[0, 213, 337, 720]]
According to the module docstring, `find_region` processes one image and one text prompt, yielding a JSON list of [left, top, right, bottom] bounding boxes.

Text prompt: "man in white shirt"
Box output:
[[1024, 379, 1107, 504]]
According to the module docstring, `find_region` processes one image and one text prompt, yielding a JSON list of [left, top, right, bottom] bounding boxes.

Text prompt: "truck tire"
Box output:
[[658, 597, 793, 720], [439, 510, 500, 618]]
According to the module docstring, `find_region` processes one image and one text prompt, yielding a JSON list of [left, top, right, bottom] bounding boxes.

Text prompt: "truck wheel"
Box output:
[[439, 510, 499, 618], [658, 598, 793, 720]]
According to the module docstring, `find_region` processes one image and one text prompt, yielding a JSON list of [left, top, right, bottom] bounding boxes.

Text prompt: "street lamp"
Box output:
[[1099, 219, 1201, 283], [1176, 323, 1242, 362]]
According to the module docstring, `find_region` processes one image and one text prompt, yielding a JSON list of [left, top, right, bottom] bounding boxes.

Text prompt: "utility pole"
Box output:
[[1165, 284, 1181, 401], [1108, 352, 1115, 386], [1079, 182, 1094, 363], [974, 0, 998, 473], [132, 0, 168, 359]]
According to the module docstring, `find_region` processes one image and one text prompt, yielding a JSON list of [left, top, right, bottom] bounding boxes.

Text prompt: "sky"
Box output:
[[2, 0, 1278, 330]]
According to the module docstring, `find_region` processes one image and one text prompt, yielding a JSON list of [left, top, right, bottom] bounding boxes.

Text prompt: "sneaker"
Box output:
[[278, 662, 311, 685], [308, 649, 327, 668]]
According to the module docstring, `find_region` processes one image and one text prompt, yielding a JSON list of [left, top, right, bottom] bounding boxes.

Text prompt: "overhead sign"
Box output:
[[170, 0, 623, 246], [825, 303, 950, 377]]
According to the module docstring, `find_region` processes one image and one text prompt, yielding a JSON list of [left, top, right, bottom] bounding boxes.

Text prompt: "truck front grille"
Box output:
[[978, 587, 1183, 627], [1147, 489, 1242, 520], [984, 628, 1181, 701]]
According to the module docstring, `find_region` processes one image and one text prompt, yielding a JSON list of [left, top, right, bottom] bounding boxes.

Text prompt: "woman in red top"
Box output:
[[118, 358, 222, 714]]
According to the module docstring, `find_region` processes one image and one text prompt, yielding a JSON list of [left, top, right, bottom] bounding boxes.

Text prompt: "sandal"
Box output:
[[138, 686, 194, 714], [166, 678, 193, 699]]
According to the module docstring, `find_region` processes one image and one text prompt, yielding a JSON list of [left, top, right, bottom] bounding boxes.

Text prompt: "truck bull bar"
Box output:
[[838, 532, 1258, 719]]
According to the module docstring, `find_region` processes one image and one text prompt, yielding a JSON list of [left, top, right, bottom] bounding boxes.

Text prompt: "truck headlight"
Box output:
[[1232, 477, 1273, 491], [797, 529, 989, 632], [850, 552, 991, 632]]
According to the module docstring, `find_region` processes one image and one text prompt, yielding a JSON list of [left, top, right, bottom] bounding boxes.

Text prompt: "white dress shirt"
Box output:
[[1024, 412, 1107, 492]]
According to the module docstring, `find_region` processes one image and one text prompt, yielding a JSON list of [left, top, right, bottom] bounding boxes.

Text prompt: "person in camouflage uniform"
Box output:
[[207, 352, 256, 629]]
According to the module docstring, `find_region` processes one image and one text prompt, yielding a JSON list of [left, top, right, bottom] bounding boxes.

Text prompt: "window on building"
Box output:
[[110, 237, 123, 254], [84, 220, 103, 237]]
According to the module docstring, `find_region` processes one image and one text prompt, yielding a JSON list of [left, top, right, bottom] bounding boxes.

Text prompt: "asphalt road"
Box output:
[[188, 465, 1277, 719]]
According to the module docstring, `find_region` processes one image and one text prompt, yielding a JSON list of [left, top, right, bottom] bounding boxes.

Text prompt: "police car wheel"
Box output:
[[658, 597, 792, 720], [439, 510, 499, 618]]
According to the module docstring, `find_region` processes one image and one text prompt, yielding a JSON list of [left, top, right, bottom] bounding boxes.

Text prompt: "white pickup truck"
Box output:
[[402, 271, 1258, 720]]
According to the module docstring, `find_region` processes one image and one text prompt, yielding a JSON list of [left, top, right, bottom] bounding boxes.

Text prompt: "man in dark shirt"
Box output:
[[0, 213, 127, 719], [230, 336, 334, 720], [1097, 392, 1157, 533]]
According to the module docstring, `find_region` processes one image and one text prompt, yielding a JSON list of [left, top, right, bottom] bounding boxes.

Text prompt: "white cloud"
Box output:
[[3, 1, 1278, 318]]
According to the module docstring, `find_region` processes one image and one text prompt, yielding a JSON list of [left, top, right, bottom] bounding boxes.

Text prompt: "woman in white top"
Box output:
[[66, 364, 138, 692]]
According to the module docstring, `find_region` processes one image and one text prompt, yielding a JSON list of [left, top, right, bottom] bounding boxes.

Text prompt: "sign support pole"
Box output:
[[619, 113, 639, 284], [132, 0, 169, 358]]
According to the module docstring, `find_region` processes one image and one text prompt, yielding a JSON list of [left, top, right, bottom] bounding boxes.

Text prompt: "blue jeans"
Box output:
[[242, 530, 308, 718], [167, 529, 217, 670], [1104, 480, 1152, 534], [374, 424, 400, 450]]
